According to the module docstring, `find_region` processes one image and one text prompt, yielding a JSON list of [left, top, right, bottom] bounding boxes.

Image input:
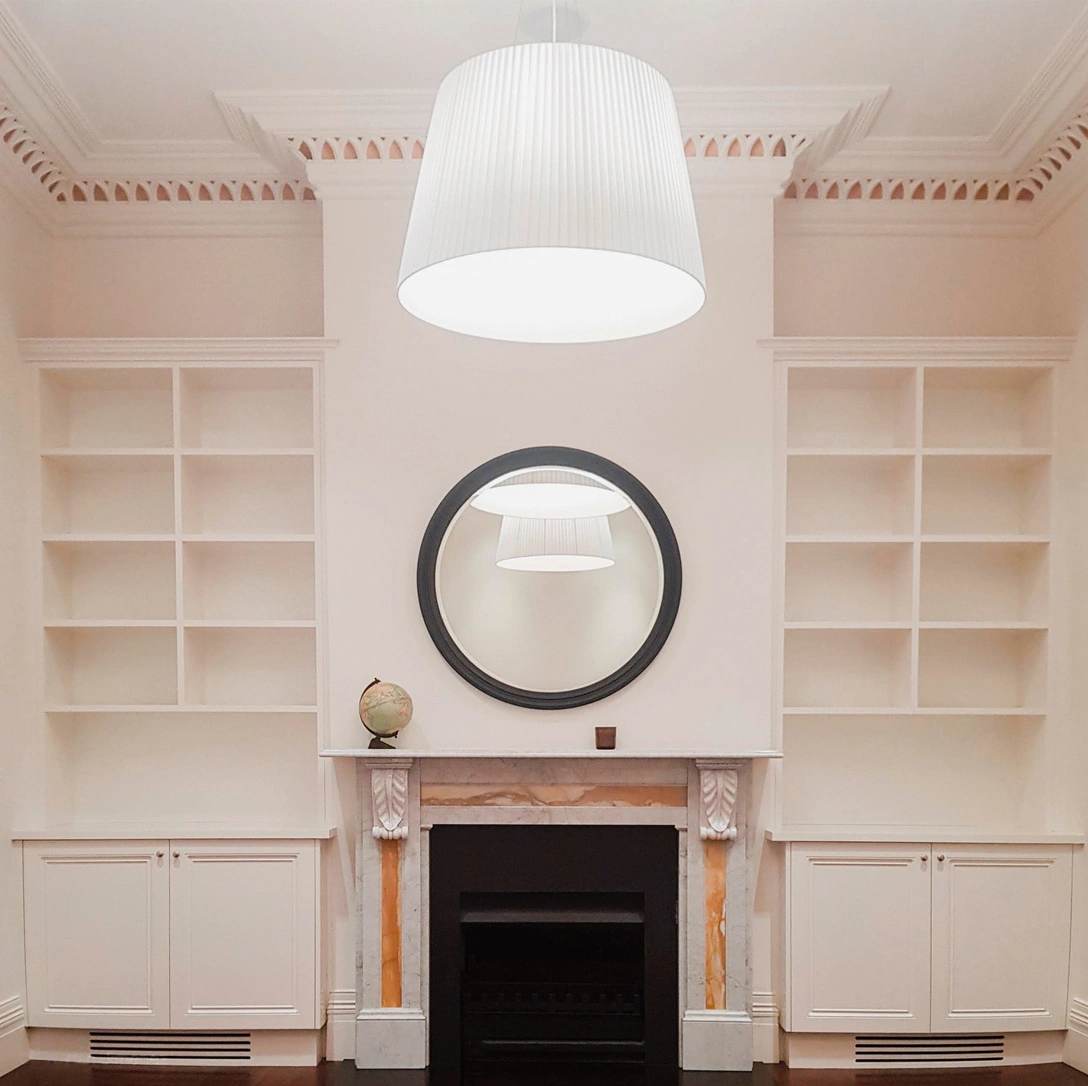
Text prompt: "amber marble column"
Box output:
[[380, 837, 403, 1007], [703, 838, 727, 1009]]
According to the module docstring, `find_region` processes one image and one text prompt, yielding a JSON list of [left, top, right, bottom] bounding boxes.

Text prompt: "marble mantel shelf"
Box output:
[[321, 748, 783, 759]]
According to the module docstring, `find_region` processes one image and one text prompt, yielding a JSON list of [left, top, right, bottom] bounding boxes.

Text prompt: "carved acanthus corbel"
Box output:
[[698, 764, 738, 841], [370, 763, 410, 840]]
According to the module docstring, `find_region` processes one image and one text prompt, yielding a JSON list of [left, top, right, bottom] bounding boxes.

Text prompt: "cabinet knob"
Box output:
[[172, 851, 180, 859], [156, 850, 164, 858], [936, 854, 945, 862], [920, 855, 928, 862]]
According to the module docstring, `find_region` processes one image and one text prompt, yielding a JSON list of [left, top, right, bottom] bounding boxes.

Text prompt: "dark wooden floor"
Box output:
[[4, 1060, 1088, 1086]]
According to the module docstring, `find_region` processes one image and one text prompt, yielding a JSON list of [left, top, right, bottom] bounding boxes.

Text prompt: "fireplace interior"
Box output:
[[461, 892, 646, 1068], [429, 825, 679, 1074]]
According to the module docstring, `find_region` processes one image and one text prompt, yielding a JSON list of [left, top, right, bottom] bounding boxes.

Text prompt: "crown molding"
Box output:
[[775, 198, 1042, 239], [50, 199, 321, 239]]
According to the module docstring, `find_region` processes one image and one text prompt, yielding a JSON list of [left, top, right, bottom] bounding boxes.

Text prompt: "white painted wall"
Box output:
[[48, 231, 324, 337], [0, 187, 51, 1076], [1039, 189, 1088, 1074], [774, 227, 1052, 335]]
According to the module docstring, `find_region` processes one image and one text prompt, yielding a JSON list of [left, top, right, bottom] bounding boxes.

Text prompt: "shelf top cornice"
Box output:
[[761, 336, 1074, 363], [20, 336, 338, 364], [768, 825, 1084, 845], [12, 823, 338, 841]]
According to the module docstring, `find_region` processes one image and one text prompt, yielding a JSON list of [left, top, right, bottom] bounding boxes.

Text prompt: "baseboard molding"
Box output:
[[1064, 998, 1088, 1073], [326, 989, 356, 1062], [752, 992, 780, 1064], [0, 996, 29, 1076], [26, 1028, 323, 1066]]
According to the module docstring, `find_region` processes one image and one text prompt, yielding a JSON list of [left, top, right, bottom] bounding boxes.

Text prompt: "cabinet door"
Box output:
[[169, 840, 317, 1029], [789, 843, 932, 1032], [931, 845, 1072, 1032], [23, 841, 170, 1028]]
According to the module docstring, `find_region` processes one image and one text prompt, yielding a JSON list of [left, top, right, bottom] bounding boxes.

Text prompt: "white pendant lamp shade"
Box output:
[[471, 469, 630, 519], [398, 42, 705, 343], [496, 515, 615, 571]]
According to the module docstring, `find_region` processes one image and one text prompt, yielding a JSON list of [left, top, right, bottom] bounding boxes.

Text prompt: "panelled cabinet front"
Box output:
[[170, 841, 317, 1028], [24, 842, 171, 1028], [787, 841, 1074, 1035], [23, 839, 318, 1030], [788, 843, 931, 1033], [930, 845, 1072, 1031]]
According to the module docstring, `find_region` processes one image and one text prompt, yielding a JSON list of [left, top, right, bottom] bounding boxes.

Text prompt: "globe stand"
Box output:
[[367, 733, 396, 750]]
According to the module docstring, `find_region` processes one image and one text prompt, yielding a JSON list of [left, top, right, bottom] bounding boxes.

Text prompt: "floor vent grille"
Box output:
[[855, 1034, 1005, 1065], [89, 1031, 253, 1062]]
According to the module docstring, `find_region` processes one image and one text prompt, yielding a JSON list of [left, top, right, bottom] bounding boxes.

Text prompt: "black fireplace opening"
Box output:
[[429, 825, 678, 1075], [461, 892, 646, 1068]]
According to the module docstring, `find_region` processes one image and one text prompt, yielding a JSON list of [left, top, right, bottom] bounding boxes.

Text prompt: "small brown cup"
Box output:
[[595, 726, 617, 750]]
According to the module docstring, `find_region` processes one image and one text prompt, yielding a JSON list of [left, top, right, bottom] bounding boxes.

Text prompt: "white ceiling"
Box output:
[[4, 0, 1087, 148]]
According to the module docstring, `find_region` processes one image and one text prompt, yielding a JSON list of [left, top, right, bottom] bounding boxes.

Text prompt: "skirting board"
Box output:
[[751, 992, 780, 1064], [326, 990, 357, 1062], [356, 1008, 426, 1069], [783, 1030, 1065, 1069], [0, 1028, 29, 1078], [0, 995, 28, 1077], [681, 1010, 753, 1071], [1064, 1001, 1088, 1074], [27, 1029, 323, 1066]]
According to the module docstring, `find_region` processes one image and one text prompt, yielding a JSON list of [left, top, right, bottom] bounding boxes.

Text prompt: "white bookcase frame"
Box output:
[[770, 337, 1074, 833], [22, 338, 333, 829]]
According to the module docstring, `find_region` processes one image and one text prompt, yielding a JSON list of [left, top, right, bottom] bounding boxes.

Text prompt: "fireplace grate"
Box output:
[[464, 980, 643, 1017]]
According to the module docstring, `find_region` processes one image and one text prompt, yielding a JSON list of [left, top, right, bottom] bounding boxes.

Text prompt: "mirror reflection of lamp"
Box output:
[[496, 515, 614, 571], [471, 469, 628, 572]]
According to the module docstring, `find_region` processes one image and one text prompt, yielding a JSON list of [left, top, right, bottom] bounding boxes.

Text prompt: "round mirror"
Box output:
[[417, 447, 681, 709]]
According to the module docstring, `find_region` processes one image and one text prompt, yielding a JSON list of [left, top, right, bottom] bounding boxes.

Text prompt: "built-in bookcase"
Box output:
[[26, 340, 329, 828], [775, 339, 1071, 831]]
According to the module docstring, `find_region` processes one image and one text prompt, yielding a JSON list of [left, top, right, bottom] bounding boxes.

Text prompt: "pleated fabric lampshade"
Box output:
[[398, 42, 705, 343], [471, 469, 630, 519], [496, 515, 615, 571]]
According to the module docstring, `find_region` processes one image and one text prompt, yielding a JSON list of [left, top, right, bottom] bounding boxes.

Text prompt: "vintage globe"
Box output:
[[359, 679, 413, 742]]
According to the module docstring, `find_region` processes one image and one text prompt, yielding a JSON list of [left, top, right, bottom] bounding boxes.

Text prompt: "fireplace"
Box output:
[[347, 753, 762, 1072], [429, 825, 678, 1072]]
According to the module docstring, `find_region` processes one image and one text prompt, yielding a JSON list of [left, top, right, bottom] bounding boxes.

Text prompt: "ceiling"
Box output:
[[3, 0, 1088, 147]]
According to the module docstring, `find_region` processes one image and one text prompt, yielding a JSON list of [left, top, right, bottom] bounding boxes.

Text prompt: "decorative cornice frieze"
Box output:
[[0, 102, 67, 199], [64, 177, 315, 204], [370, 761, 411, 840], [683, 132, 807, 160], [783, 176, 1038, 203], [783, 101, 1088, 213]]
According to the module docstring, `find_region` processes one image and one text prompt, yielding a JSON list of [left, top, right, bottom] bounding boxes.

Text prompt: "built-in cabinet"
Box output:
[[23, 839, 319, 1030], [786, 841, 1073, 1034]]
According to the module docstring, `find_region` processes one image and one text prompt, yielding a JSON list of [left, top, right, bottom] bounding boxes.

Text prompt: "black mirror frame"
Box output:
[[416, 446, 682, 710]]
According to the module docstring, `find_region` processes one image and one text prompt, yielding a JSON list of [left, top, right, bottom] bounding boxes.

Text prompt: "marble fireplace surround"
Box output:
[[324, 749, 779, 1073]]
